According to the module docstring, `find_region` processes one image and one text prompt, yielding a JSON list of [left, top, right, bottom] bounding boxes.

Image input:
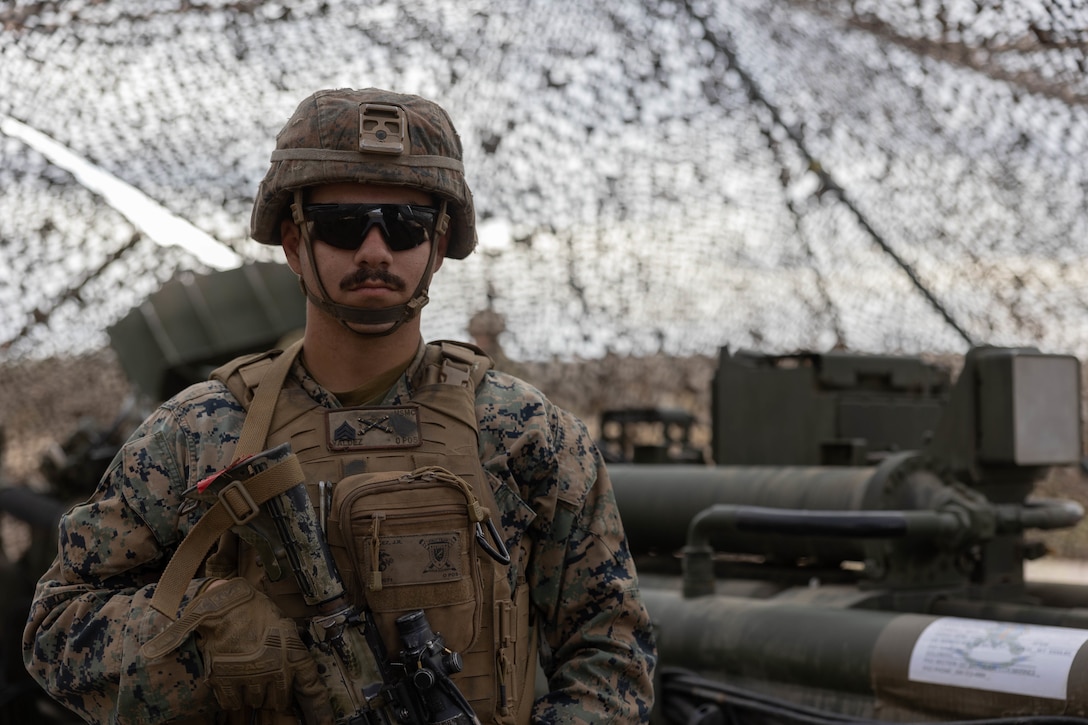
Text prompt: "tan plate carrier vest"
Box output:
[[205, 340, 536, 725]]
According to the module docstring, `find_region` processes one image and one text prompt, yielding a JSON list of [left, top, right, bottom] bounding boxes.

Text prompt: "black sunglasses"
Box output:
[[302, 203, 439, 252]]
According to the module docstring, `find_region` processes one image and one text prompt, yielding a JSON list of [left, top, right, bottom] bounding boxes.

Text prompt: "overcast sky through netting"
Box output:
[[2, 0, 1088, 362]]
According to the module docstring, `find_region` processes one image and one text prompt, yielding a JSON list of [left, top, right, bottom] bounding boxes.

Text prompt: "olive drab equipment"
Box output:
[[208, 340, 537, 725]]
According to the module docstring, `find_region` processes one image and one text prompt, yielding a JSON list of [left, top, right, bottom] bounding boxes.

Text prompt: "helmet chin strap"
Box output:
[[290, 191, 447, 338]]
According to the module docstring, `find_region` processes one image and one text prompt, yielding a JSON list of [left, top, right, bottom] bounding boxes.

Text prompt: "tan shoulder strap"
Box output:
[[234, 339, 303, 458], [210, 353, 274, 408], [151, 340, 305, 619]]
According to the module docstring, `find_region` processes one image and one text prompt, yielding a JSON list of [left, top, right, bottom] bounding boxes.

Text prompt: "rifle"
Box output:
[[193, 443, 481, 725]]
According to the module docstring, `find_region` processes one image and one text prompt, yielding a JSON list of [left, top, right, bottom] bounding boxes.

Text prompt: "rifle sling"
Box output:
[[150, 455, 306, 617], [151, 341, 304, 618]]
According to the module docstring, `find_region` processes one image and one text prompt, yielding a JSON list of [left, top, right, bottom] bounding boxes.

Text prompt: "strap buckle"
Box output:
[[439, 359, 473, 388], [438, 342, 477, 388], [218, 479, 261, 526]]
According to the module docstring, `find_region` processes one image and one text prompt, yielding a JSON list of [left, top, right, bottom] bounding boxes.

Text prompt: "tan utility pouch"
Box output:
[[326, 465, 500, 657]]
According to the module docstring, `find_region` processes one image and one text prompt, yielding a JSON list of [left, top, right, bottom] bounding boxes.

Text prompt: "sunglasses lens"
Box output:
[[310, 219, 364, 250], [304, 204, 437, 251], [384, 207, 433, 251]]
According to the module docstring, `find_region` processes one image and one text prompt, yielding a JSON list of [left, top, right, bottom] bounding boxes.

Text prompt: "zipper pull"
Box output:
[[368, 512, 385, 591]]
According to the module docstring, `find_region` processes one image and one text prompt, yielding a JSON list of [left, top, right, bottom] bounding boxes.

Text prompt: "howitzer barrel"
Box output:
[[644, 588, 886, 694], [610, 454, 947, 562], [644, 588, 1088, 720], [611, 464, 876, 556]]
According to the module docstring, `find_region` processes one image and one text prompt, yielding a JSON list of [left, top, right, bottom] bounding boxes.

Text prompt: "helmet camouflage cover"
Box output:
[[251, 88, 476, 259]]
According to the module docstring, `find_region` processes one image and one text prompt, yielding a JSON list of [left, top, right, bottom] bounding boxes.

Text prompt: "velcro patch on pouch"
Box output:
[[371, 532, 464, 587], [327, 405, 421, 450]]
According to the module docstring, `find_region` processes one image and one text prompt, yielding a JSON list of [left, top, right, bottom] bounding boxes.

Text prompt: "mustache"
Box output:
[[340, 267, 407, 292]]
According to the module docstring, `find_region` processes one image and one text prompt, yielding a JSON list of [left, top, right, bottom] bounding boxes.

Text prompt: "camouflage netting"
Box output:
[[2, 2, 1088, 484], [4, 0, 1088, 363]]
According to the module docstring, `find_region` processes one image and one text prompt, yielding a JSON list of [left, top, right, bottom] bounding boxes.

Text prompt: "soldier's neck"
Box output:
[[300, 309, 421, 393]]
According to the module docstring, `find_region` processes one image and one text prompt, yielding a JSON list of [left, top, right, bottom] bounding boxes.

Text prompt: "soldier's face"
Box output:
[[282, 182, 447, 316]]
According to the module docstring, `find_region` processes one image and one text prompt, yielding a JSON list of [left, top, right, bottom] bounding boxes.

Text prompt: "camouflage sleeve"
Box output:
[[22, 383, 244, 724], [481, 377, 656, 724]]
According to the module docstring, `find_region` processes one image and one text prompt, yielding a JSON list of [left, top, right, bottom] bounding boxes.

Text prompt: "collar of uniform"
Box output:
[[290, 354, 342, 409], [289, 338, 428, 409], [398, 338, 430, 401]]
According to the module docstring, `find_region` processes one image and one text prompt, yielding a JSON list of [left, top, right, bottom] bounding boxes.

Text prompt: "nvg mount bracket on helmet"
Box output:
[[360, 103, 407, 155]]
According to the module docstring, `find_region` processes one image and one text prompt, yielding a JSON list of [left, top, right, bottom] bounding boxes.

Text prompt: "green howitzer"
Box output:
[[609, 346, 1088, 724], [190, 443, 480, 725]]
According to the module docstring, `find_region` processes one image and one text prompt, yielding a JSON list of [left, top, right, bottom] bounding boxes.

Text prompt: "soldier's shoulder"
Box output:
[[158, 378, 245, 420], [477, 368, 548, 404]]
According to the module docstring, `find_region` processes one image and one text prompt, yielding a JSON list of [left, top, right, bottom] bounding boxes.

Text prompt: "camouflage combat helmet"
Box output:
[[252, 88, 475, 335], [251, 87, 476, 259]]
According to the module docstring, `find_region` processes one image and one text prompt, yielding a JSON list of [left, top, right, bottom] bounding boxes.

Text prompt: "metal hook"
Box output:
[[475, 520, 511, 566]]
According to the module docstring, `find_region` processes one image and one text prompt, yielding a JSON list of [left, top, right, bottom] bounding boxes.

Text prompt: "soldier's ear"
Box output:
[[281, 220, 302, 274]]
